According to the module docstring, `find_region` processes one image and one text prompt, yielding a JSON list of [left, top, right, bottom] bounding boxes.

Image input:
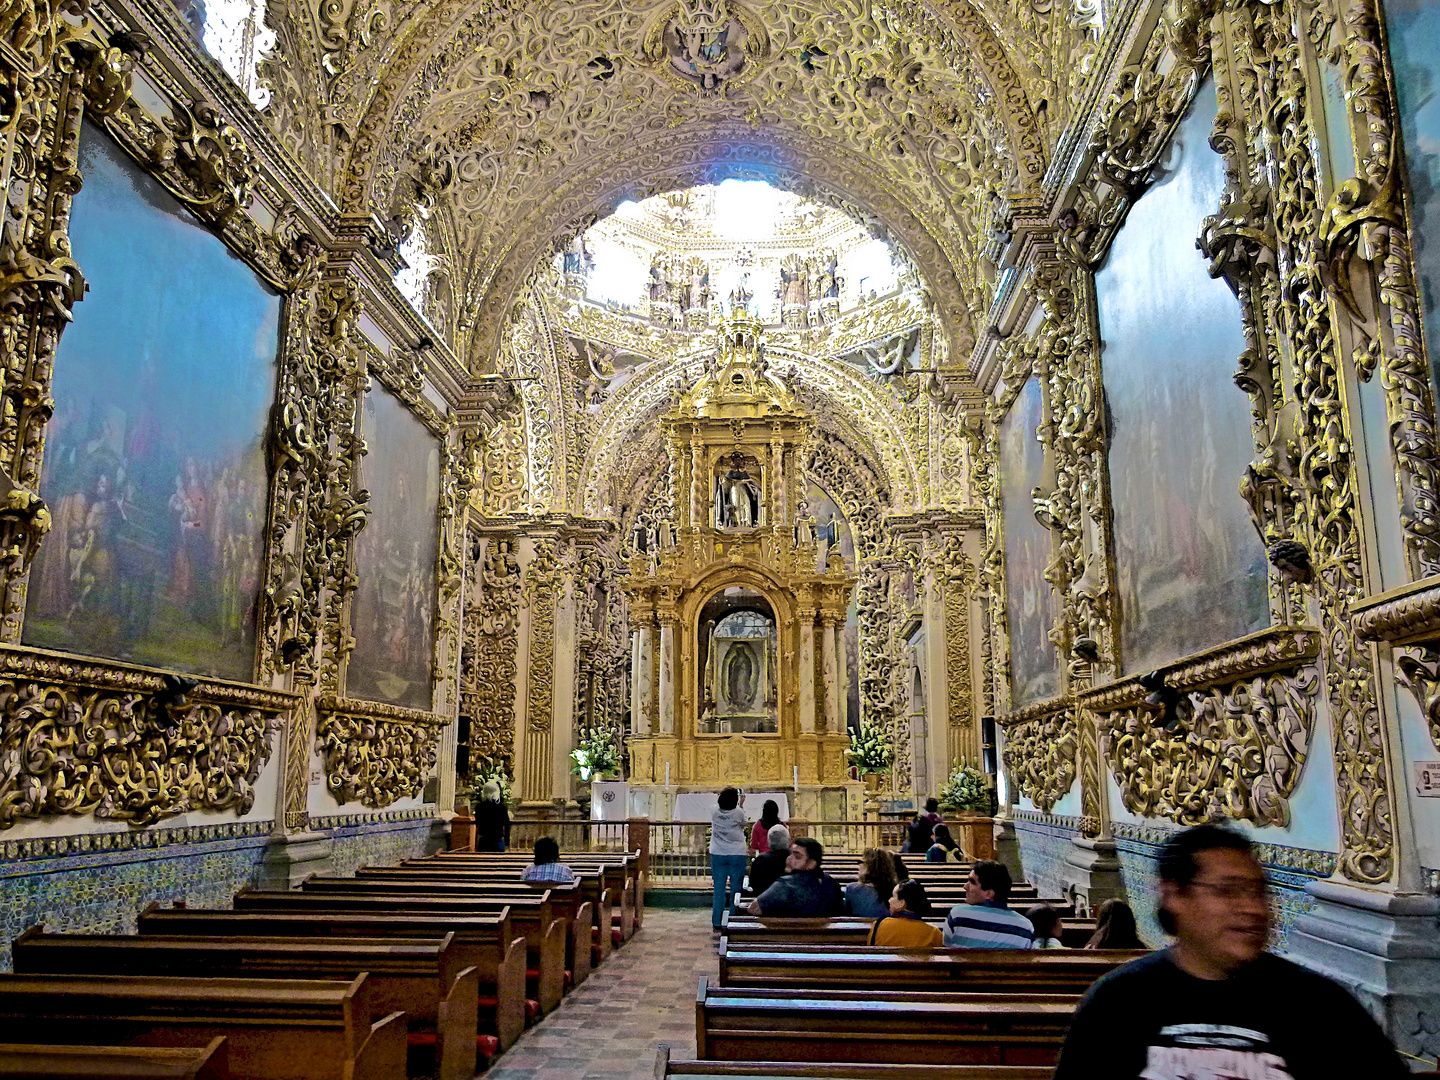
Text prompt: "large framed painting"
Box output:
[[1001, 377, 1061, 707], [1096, 79, 1269, 674], [24, 124, 280, 681], [1386, 0, 1440, 394], [347, 384, 441, 710]]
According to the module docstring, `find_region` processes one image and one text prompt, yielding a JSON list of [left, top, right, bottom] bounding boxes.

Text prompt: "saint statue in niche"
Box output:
[[715, 452, 761, 529], [724, 641, 759, 710]]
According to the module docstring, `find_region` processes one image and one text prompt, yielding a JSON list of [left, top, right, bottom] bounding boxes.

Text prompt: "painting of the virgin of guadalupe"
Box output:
[[347, 385, 441, 710]]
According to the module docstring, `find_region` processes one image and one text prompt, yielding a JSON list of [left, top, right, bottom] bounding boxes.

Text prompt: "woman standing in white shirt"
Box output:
[[710, 787, 749, 931]]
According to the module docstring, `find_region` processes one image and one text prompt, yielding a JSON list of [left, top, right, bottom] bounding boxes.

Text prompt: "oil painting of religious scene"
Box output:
[[1096, 80, 1269, 674], [347, 385, 441, 710], [23, 124, 279, 682], [1385, 0, 1440, 396], [1000, 377, 1060, 707]]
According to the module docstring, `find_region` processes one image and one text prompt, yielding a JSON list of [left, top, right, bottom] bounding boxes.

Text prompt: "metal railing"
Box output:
[[502, 818, 912, 884]]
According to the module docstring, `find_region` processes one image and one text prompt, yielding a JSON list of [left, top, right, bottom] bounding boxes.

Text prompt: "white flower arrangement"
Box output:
[[847, 722, 894, 774], [467, 756, 515, 808], [939, 760, 992, 812], [570, 725, 623, 781]]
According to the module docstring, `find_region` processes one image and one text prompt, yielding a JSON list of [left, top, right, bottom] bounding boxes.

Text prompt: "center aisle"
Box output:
[[488, 908, 718, 1080]]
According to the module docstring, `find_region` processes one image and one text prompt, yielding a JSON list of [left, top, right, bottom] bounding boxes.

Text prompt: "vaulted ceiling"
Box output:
[[259, 0, 1098, 371]]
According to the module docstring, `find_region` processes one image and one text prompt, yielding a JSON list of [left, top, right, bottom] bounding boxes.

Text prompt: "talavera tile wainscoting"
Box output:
[[0, 810, 439, 969], [1012, 812, 1336, 951]]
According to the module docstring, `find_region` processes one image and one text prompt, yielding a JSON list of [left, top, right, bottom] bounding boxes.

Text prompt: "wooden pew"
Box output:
[[135, 906, 527, 1051], [388, 857, 633, 944], [295, 876, 586, 1000], [695, 978, 1074, 1067], [355, 866, 605, 977], [426, 850, 641, 924], [12, 929, 479, 1080], [0, 1038, 228, 1080], [0, 973, 405, 1080], [424, 853, 641, 941], [231, 888, 568, 1015], [716, 942, 1145, 993], [720, 915, 1097, 950], [304, 872, 594, 987], [654, 1045, 1053, 1080]]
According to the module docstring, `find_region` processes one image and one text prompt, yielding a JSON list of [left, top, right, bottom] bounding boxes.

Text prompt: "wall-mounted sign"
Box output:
[[1415, 762, 1440, 797]]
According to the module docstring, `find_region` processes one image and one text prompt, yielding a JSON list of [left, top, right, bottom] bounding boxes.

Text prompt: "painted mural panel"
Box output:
[[1387, 0, 1440, 393], [24, 124, 279, 681], [1001, 377, 1060, 706], [1097, 80, 1269, 674], [347, 385, 440, 710]]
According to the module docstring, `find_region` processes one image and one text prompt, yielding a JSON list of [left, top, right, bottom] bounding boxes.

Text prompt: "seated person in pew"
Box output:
[[843, 848, 898, 919], [867, 879, 943, 947], [747, 825, 791, 898], [1083, 898, 1145, 950], [1026, 904, 1066, 949], [1055, 825, 1409, 1080], [745, 838, 844, 917], [942, 860, 1034, 949], [925, 824, 961, 863], [520, 837, 576, 884]]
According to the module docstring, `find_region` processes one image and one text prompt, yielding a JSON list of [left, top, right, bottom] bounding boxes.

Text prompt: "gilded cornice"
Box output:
[[1075, 627, 1322, 712], [1351, 576, 1440, 646]]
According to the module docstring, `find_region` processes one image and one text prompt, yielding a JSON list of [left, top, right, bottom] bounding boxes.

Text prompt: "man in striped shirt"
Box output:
[[942, 860, 1035, 949]]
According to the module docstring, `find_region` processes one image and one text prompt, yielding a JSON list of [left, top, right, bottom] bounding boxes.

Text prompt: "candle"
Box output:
[[793, 765, 799, 792], [665, 762, 671, 787]]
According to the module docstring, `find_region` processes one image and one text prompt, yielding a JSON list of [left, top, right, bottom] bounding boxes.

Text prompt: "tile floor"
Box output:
[[488, 908, 718, 1080]]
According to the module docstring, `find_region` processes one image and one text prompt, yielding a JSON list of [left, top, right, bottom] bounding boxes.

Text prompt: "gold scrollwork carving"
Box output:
[[0, 646, 294, 827], [316, 695, 447, 808], [1081, 629, 1323, 828], [999, 703, 1076, 813]]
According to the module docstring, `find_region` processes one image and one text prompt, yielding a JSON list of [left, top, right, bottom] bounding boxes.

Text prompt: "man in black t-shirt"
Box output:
[[1054, 825, 1409, 1080]]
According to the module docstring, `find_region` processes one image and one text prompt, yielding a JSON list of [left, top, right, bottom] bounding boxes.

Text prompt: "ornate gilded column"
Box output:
[[520, 537, 559, 802], [657, 612, 676, 736], [820, 612, 839, 736], [797, 584, 818, 735]]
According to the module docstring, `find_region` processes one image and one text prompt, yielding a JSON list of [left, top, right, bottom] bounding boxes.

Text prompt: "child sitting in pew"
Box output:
[[1027, 903, 1067, 948], [867, 880, 943, 947]]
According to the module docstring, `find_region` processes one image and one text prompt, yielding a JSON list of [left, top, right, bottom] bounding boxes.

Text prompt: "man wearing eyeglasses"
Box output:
[[1053, 825, 1408, 1078]]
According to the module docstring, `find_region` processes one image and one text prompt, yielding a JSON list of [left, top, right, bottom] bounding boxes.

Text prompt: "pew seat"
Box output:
[[0, 973, 405, 1080], [716, 942, 1146, 993], [0, 1038, 228, 1080], [654, 1045, 1053, 1080], [11, 929, 479, 1080], [696, 978, 1075, 1068], [133, 906, 528, 1051]]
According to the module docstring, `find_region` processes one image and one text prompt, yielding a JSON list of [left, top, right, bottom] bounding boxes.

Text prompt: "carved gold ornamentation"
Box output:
[[463, 531, 522, 771], [998, 701, 1075, 813], [1080, 629, 1322, 828], [316, 694, 447, 807], [0, 645, 294, 827]]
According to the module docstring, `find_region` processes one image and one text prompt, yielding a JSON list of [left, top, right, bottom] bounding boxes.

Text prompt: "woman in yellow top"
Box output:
[[867, 879, 944, 947]]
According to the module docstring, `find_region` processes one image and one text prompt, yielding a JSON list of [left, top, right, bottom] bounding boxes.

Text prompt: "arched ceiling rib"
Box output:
[[285, 0, 1055, 368]]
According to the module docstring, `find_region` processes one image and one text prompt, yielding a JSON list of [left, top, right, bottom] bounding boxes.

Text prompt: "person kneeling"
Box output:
[[745, 838, 844, 917]]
